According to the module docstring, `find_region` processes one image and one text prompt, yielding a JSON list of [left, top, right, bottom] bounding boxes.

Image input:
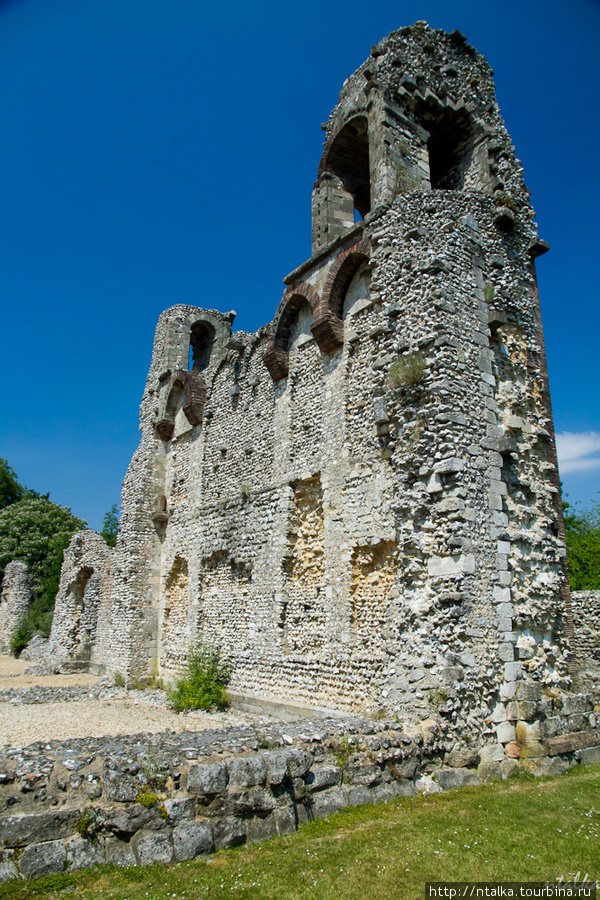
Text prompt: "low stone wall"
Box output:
[[1, 695, 599, 883]]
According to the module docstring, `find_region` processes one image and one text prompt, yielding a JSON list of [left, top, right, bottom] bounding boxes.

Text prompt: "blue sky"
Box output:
[[1, 0, 599, 530]]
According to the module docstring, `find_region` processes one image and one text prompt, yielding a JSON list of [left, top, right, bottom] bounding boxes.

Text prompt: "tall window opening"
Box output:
[[416, 101, 473, 190], [189, 321, 215, 372], [323, 117, 371, 218]]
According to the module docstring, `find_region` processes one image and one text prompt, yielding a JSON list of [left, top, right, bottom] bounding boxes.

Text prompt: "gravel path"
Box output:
[[0, 654, 265, 748]]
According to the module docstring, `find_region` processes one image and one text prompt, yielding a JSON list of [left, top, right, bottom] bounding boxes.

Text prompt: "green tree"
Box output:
[[0, 457, 46, 509], [564, 494, 600, 591], [0, 498, 88, 636], [101, 503, 119, 547]]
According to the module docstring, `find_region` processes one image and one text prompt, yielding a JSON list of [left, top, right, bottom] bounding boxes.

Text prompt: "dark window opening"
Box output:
[[417, 101, 473, 190], [189, 322, 215, 372], [323, 117, 371, 218]]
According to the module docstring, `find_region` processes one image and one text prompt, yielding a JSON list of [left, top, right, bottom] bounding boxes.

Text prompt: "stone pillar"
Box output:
[[0, 561, 33, 651]]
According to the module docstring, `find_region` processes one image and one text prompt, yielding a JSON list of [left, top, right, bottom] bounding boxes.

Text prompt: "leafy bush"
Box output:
[[0, 498, 88, 637], [564, 495, 600, 590], [168, 642, 231, 712], [101, 503, 119, 547], [387, 352, 426, 389], [9, 618, 32, 656]]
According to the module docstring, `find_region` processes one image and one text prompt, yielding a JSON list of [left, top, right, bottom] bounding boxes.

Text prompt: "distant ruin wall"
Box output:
[[49, 532, 113, 668], [0, 561, 32, 651]]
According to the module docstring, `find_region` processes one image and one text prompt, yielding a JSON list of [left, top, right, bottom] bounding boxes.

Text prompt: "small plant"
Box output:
[[330, 735, 353, 770], [76, 808, 98, 838], [136, 791, 160, 808], [483, 283, 495, 302], [387, 352, 426, 389], [240, 482, 253, 498], [9, 618, 31, 656], [168, 641, 231, 713], [429, 687, 449, 710], [113, 672, 125, 688], [395, 164, 420, 193]]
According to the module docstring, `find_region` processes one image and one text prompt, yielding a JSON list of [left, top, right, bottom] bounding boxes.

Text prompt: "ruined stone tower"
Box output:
[[52, 23, 572, 750]]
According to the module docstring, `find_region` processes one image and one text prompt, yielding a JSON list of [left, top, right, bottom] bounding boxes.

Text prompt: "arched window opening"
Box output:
[[189, 321, 215, 372], [287, 300, 315, 351], [416, 101, 473, 190], [323, 117, 371, 218], [342, 264, 371, 319]]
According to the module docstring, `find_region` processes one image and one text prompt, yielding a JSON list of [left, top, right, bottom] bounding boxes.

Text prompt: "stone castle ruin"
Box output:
[[43, 23, 594, 752]]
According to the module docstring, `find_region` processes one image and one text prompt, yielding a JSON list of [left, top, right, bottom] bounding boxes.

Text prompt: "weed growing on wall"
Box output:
[[168, 641, 231, 712], [387, 352, 426, 389]]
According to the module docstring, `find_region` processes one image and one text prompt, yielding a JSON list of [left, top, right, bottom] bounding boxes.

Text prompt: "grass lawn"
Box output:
[[2, 765, 598, 900]]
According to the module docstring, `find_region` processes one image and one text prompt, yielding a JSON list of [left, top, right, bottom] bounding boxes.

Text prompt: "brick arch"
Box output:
[[155, 370, 207, 441], [263, 282, 321, 382], [322, 237, 371, 320]]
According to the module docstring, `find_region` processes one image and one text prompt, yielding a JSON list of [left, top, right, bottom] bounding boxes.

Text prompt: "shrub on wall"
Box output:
[[168, 642, 231, 712]]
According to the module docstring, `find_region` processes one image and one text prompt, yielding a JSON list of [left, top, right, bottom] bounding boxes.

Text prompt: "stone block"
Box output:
[[517, 701, 538, 721], [310, 788, 347, 819], [504, 742, 521, 759], [0, 810, 82, 848], [498, 643, 515, 663], [542, 716, 568, 738], [478, 760, 518, 781], [163, 797, 196, 824], [506, 702, 518, 721], [345, 785, 373, 807], [558, 693, 593, 715], [212, 816, 246, 850], [346, 764, 382, 786], [100, 803, 160, 835], [517, 757, 570, 778], [246, 814, 279, 845], [496, 722, 515, 743], [274, 807, 296, 835], [173, 821, 213, 861], [263, 751, 291, 785], [285, 750, 312, 779], [479, 743, 504, 763], [436, 768, 480, 790], [579, 745, 600, 765], [389, 780, 417, 797], [566, 714, 589, 733], [306, 766, 342, 791], [65, 834, 104, 871], [131, 830, 173, 866], [504, 662, 521, 682], [0, 851, 18, 884], [228, 756, 267, 788], [493, 586, 511, 603], [546, 732, 599, 756], [20, 840, 67, 879], [515, 681, 542, 701], [105, 837, 137, 867], [187, 763, 228, 795], [444, 747, 480, 768], [103, 768, 139, 802]]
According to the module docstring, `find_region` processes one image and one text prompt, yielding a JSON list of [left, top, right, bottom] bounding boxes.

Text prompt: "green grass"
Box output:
[[2, 765, 599, 900]]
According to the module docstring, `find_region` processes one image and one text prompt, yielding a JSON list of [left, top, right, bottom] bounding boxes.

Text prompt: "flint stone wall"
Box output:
[[571, 591, 600, 664], [49, 23, 577, 757], [0, 562, 32, 651], [49, 532, 113, 669], [0, 700, 598, 883]]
